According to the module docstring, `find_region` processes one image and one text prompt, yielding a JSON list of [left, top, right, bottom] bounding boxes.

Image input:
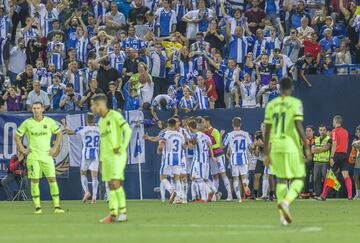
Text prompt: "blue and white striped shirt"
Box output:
[[193, 86, 209, 110], [179, 95, 197, 110], [109, 51, 127, 74], [150, 50, 167, 78], [192, 131, 211, 164], [76, 37, 89, 64]]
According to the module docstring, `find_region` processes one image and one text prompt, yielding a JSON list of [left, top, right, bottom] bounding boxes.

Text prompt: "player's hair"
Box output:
[[333, 115, 343, 125], [172, 114, 180, 120], [279, 77, 293, 91], [203, 116, 211, 123], [108, 81, 116, 86], [319, 124, 327, 129], [356, 125, 360, 132], [32, 101, 43, 107], [232, 117, 241, 127], [159, 98, 167, 108], [188, 120, 197, 129], [306, 125, 314, 130], [87, 113, 95, 124], [91, 93, 108, 103], [167, 118, 177, 128]]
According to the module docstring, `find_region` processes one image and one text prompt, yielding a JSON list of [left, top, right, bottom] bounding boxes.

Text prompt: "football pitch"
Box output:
[[0, 200, 359, 243]]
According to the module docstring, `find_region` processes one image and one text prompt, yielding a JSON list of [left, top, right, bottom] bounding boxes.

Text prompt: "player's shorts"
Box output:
[[26, 159, 56, 179], [80, 158, 99, 172], [210, 155, 226, 175], [270, 151, 305, 179], [170, 165, 182, 176], [254, 160, 265, 174], [231, 164, 248, 177], [186, 157, 193, 174], [160, 162, 172, 176], [332, 152, 350, 172], [101, 153, 127, 182], [191, 162, 209, 179]]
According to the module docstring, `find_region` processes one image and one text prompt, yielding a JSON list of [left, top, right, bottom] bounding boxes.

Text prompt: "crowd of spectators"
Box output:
[[0, 0, 360, 114]]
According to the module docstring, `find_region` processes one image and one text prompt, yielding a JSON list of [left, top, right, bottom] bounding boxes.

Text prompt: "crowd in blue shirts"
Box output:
[[0, 0, 360, 113]]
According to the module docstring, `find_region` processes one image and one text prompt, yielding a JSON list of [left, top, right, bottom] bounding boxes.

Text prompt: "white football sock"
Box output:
[[182, 177, 188, 201], [91, 175, 98, 197], [233, 178, 241, 199], [161, 179, 173, 193], [222, 175, 232, 198], [213, 177, 219, 191], [160, 181, 165, 201], [81, 175, 89, 193], [175, 180, 182, 199], [196, 179, 206, 201], [105, 182, 110, 199], [191, 181, 197, 200], [262, 174, 269, 197]]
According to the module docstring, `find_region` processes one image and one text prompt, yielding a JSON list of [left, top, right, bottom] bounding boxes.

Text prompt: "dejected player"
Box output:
[[14, 101, 65, 214], [263, 77, 312, 226], [91, 94, 132, 223]]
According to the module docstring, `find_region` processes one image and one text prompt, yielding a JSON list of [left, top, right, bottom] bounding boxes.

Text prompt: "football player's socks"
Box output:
[[81, 175, 89, 194], [262, 174, 269, 197], [92, 175, 99, 197], [31, 182, 41, 208], [109, 190, 118, 216], [233, 178, 241, 199], [196, 179, 206, 201], [321, 181, 329, 198], [191, 181, 197, 200], [170, 178, 176, 191], [161, 179, 172, 193], [222, 175, 231, 197], [182, 177, 188, 200], [208, 180, 217, 193], [105, 182, 110, 198], [285, 179, 304, 204], [344, 177, 353, 199], [49, 182, 60, 208], [115, 187, 126, 214], [160, 182, 166, 201], [213, 178, 219, 191], [253, 189, 258, 198], [356, 190, 360, 198], [175, 180, 182, 199], [276, 183, 287, 204]]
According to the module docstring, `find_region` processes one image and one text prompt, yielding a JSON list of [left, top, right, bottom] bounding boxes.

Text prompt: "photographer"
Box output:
[[1, 151, 30, 201], [59, 83, 82, 111]]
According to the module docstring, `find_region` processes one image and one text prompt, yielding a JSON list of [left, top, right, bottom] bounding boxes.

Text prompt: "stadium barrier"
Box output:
[[0, 74, 359, 200]]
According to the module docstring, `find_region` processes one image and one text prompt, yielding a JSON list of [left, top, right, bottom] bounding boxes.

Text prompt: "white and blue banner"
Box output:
[[66, 110, 145, 167]]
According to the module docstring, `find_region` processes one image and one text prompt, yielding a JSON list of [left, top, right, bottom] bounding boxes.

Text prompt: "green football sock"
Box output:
[[109, 190, 118, 216], [276, 183, 287, 204], [115, 187, 127, 214], [286, 179, 304, 204], [49, 182, 60, 208], [31, 182, 41, 208]]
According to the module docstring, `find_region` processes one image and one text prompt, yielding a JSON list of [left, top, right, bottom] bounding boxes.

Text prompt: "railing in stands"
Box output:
[[335, 64, 360, 74]]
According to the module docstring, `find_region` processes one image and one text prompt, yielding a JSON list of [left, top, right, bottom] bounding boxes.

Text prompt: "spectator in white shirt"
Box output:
[[26, 80, 50, 111]]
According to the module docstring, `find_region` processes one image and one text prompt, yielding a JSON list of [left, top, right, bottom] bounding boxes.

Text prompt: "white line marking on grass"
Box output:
[[138, 223, 275, 229], [299, 227, 323, 232]]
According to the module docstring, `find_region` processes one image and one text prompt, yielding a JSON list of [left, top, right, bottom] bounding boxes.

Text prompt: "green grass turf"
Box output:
[[0, 199, 359, 243]]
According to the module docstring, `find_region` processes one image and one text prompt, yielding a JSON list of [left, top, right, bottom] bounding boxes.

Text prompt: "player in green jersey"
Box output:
[[263, 77, 312, 226], [91, 94, 132, 223], [14, 101, 65, 214]]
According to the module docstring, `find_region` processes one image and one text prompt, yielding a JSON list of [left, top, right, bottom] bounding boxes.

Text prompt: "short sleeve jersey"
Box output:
[[98, 110, 127, 161], [264, 96, 304, 153], [16, 116, 61, 161]]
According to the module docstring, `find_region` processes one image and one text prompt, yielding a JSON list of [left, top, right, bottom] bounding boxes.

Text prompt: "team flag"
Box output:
[[325, 170, 341, 191]]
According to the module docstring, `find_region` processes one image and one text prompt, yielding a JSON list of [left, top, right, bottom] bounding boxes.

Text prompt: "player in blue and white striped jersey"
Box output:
[[179, 86, 198, 112], [62, 113, 100, 204], [188, 119, 216, 202], [222, 117, 252, 202], [157, 118, 186, 204]]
